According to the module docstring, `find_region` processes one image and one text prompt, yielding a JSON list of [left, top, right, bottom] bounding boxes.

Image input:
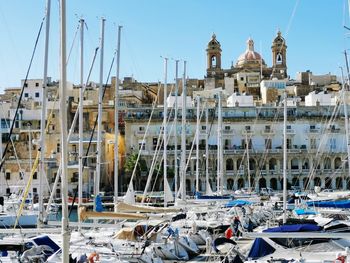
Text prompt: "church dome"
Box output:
[[236, 38, 265, 68]]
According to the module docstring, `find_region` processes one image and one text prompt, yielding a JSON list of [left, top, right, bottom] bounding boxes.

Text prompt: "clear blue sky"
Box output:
[[0, 0, 349, 91]]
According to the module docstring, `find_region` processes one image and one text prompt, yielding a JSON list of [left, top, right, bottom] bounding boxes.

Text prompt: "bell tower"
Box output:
[[206, 33, 222, 78], [271, 30, 287, 79]]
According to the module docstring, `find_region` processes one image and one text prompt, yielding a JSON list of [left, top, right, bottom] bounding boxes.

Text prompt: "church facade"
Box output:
[[205, 31, 287, 99]]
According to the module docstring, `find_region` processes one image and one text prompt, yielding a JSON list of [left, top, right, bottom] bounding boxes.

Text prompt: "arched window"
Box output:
[[211, 55, 217, 68], [226, 159, 234, 171], [291, 158, 299, 170], [269, 158, 277, 171], [334, 157, 342, 169], [259, 178, 266, 189], [276, 53, 282, 64], [324, 158, 331, 170]]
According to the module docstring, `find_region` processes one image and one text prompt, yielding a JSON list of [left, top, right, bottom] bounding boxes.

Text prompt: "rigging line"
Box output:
[[69, 50, 117, 217], [307, 102, 342, 188], [184, 100, 207, 173], [142, 84, 176, 202], [285, 0, 300, 38], [148, 95, 178, 202], [67, 22, 80, 65], [14, 95, 57, 229], [45, 48, 99, 219], [0, 16, 45, 173]]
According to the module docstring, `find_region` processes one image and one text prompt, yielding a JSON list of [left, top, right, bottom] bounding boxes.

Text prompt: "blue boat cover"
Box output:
[[224, 199, 252, 208], [247, 238, 275, 259], [195, 192, 232, 200], [32, 235, 60, 253], [263, 224, 321, 232], [294, 208, 317, 216], [95, 194, 104, 212], [307, 200, 350, 209]]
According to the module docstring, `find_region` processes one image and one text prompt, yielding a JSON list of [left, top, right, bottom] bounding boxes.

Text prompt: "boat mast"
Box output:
[[283, 90, 287, 224], [181, 61, 187, 200], [78, 18, 84, 231], [246, 133, 251, 193], [95, 18, 105, 204], [39, 0, 51, 226], [217, 91, 223, 194], [196, 95, 200, 193], [114, 25, 122, 209], [174, 60, 179, 199], [343, 51, 350, 189], [163, 57, 168, 207], [59, 0, 70, 261], [28, 123, 33, 207], [205, 104, 210, 194]]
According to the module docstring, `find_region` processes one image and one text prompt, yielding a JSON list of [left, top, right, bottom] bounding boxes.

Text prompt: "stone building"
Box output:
[[124, 103, 350, 193], [205, 31, 288, 99]]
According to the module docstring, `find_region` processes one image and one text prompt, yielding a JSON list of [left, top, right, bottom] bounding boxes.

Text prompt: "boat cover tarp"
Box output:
[[263, 224, 321, 233], [195, 192, 232, 200], [116, 202, 181, 213], [294, 208, 316, 216], [307, 200, 350, 208], [247, 238, 275, 259], [79, 207, 148, 221], [114, 227, 136, 241], [224, 199, 252, 208], [32, 235, 60, 253], [212, 237, 237, 253]]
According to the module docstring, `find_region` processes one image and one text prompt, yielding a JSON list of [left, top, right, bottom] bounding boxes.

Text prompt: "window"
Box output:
[[276, 53, 283, 64], [139, 126, 145, 131], [138, 140, 145, 150], [153, 138, 157, 145], [201, 126, 206, 130], [5, 172, 10, 180], [33, 188, 37, 193], [56, 188, 61, 194], [265, 139, 272, 149], [52, 113, 55, 118], [330, 138, 336, 150], [225, 126, 230, 130], [240, 77, 244, 81], [35, 82, 39, 87], [287, 138, 292, 149], [24, 83, 28, 87], [310, 138, 316, 149], [245, 126, 251, 131], [310, 125, 316, 130], [211, 55, 217, 68], [35, 92, 40, 98], [24, 93, 29, 98], [33, 172, 37, 180], [6, 188, 10, 195], [57, 143, 61, 153], [265, 125, 271, 132], [287, 125, 291, 130], [71, 172, 78, 183]]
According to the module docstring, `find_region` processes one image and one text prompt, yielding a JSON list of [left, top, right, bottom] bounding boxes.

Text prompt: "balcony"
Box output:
[[261, 129, 275, 135], [223, 129, 234, 135], [242, 130, 254, 136], [308, 128, 319, 134], [328, 128, 341, 133], [286, 129, 295, 135]]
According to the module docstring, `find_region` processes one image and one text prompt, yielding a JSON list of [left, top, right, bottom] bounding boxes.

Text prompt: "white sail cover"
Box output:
[[164, 177, 174, 203], [206, 181, 214, 195], [123, 182, 136, 204]]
